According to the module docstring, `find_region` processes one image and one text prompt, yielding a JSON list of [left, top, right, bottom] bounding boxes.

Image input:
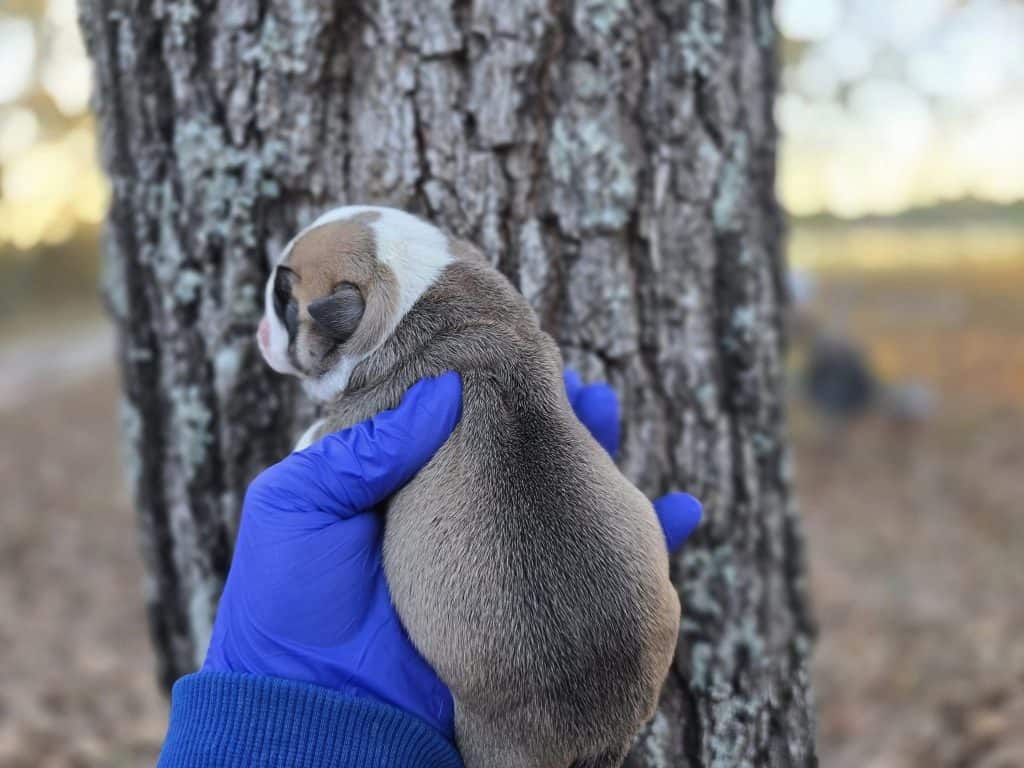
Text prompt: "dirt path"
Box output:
[[0, 365, 166, 768], [798, 410, 1024, 768], [0, 323, 114, 413]]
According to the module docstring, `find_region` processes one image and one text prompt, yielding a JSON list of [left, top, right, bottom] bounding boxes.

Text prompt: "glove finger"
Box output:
[[653, 492, 703, 552], [574, 382, 620, 458], [286, 372, 463, 515]]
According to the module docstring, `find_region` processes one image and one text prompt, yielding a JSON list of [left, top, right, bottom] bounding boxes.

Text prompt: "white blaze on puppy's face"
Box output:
[[257, 205, 454, 401]]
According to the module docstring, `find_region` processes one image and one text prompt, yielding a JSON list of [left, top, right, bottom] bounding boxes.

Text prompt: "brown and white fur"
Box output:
[[257, 205, 680, 768]]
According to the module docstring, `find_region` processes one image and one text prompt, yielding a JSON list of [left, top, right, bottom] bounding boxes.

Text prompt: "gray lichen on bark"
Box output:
[[80, 0, 816, 764]]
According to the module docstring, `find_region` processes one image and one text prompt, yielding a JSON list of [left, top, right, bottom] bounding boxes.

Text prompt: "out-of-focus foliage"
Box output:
[[0, 0, 107, 256], [2, 0, 1024, 268], [0, 0, 107, 331], [777, 0, 1024, 217]]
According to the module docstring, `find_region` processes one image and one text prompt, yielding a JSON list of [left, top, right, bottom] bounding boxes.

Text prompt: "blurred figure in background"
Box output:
[[787, 267, 936, 447], [802, 334, 878, 430]]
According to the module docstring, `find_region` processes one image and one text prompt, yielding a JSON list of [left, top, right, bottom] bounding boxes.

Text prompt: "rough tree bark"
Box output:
[[80, 0, 816, 764]]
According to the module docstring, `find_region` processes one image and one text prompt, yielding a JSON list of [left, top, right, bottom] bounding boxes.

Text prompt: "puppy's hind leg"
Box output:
[[570, 741, 631, 768], [455, 703, 560, 768]]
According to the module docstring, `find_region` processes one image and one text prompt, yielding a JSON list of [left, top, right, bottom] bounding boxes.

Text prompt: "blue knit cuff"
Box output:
[[158, 672, 463, 768]]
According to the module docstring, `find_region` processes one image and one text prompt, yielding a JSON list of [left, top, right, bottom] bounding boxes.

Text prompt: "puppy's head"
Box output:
[[258, 206, 453, 400]]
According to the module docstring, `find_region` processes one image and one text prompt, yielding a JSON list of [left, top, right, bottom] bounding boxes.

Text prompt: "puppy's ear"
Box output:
[[308, 283, 365, 343]]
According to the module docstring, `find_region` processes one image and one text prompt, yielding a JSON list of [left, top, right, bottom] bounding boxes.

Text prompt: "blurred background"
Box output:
[[1, 0, 1021, 766]]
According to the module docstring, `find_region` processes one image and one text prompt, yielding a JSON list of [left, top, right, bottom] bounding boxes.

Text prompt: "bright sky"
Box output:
[[0, 0, 1023, 250], [777, 0, 1024, 217]]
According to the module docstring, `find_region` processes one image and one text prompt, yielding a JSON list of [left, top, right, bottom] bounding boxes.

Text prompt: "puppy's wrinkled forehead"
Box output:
[[285, 213, 381, 301]]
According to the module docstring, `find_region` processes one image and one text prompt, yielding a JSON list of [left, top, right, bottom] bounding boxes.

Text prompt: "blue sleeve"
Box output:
[[157, 672, 463, 768]]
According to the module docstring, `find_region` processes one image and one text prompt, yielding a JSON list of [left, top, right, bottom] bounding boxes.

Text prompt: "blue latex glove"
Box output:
[[204, 370, 702, 742]]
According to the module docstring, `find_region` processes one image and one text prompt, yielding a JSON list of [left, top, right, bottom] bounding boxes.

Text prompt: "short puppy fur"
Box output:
[[257, 206, 680, 768]]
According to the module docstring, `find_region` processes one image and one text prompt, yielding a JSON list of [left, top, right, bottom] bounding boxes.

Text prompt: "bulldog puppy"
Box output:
[[257, 206, 679, 768]]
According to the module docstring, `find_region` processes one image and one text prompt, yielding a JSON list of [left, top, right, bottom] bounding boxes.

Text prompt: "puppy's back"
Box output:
[[379, 261, 677, 752]]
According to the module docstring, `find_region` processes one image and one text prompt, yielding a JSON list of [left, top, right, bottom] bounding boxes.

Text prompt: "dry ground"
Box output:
[[0, 363, 165, 768], [798, 408, 1024, 768], [0, 264, 1021, 767], [796, 263, 1024, 768]]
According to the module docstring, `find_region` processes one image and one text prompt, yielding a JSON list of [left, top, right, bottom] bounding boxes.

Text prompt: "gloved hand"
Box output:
[[204, 371, 702, 742]]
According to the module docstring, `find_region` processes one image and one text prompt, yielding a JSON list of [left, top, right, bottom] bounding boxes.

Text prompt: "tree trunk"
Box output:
[[80, 0, 816, 764]]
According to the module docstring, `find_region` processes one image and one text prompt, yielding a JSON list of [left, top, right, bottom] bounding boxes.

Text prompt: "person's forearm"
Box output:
[[158, 672, 463, 768]]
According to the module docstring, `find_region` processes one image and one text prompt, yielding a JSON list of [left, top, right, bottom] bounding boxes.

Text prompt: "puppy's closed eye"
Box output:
[[308, 282, 365, 343], [273, 266, 299, 336], [273, 266, 294, 314]]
